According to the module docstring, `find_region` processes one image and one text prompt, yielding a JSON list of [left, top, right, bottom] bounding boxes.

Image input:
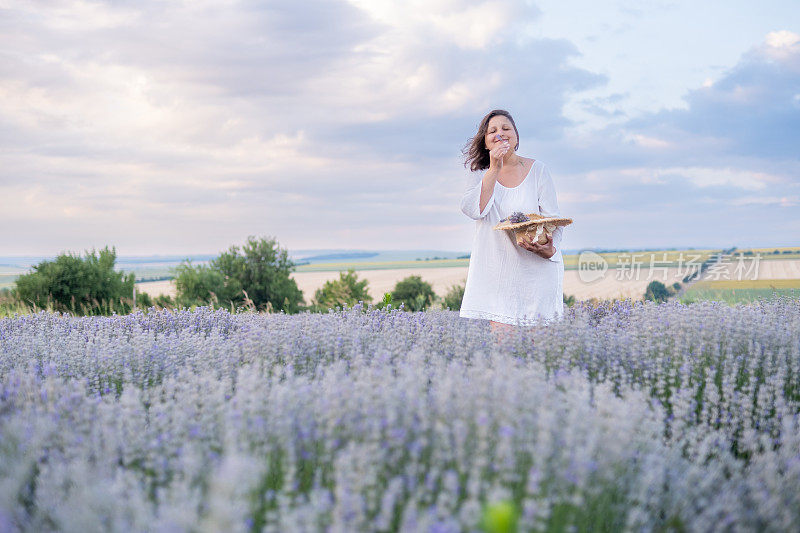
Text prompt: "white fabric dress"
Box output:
[[459, 160, 565, 326]]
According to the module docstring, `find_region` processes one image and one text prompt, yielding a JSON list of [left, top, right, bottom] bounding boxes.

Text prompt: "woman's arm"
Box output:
[[460, 143, 507, 219], [479, 168, 499, 213], [460, 168, 500, 220]]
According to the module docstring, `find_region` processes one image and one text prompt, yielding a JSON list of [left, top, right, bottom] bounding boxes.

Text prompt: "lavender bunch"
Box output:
[[507, 211, 530, 223]]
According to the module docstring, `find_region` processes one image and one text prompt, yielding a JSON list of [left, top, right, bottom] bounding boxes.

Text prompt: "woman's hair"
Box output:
[[462, 109, 520, 171]]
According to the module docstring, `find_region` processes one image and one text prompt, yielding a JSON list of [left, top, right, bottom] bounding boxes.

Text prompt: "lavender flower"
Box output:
[[0, 301, 798, 530]]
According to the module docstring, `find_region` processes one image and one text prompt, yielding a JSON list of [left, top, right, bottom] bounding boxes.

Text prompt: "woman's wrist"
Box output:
[[537, 247, 556, 259]]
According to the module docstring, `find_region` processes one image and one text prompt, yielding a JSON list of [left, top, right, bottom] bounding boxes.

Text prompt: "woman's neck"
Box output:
[[502, 153, 522, 167]]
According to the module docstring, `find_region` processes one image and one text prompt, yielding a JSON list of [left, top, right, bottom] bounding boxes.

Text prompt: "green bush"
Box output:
[[174, 236, 303, 313], [391, 275, 435, 312], [644, 280, 670, 303], [443, 283, 465, 310], [134, 291, 175, 310], [135, 290, 153, 308], [153, 294, 175, 308], [0, 288, 29, 317], [174, 262, 242, 309], [376, 292, 393, 309], [563, 294, 576, 307], [13, 247, 134, 315], [312, 269, 372, 311]]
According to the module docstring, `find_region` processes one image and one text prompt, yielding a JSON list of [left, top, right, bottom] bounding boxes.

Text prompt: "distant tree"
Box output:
[[174, 262, 241, 309], [136, 291, 153, 308], [213, 236, 303, 312], [174, 236, 303, 312], [312, 269, 372, 311], [153, 294, 175, 308], [443, 282, 465, 310], [14, 247, 134, 315], [644, 280, 670, 303], [391, 275, 435, 311], [134, 291, 175, 310]]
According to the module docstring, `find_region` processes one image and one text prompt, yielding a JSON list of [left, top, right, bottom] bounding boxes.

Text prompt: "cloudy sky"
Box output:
[[1, 0, 798, 255]]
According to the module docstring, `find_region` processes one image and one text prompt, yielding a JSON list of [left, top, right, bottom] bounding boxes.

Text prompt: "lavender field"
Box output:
[[1, 301, 799, 532]]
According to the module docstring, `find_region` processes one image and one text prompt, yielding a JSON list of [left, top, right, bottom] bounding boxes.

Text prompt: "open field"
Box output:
[[683, 278, 800, 304], [295, 258, 470, 272], [135, 258, 800, 303], [293, 267, 470, 301], [565, 267, 685, 300], [136, 267, 675, 302], [137, 266, 688, 302], [135, 268, 471, 302], [709, 257, 800, 280], [563, 249, 718, 270], [737, 246, 800, 259], [295, 249, 721, 273], [1, 303, 798, 530], [0, 275, 16, 290], [690, 278, 800, 289]]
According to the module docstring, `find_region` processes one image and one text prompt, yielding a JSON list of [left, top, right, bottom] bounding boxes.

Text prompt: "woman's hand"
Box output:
[[488, 138, 510, 169], [519, 233, 556, 259]]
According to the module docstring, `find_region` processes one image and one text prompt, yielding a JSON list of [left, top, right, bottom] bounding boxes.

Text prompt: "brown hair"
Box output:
[[462, 109, 520, 172]]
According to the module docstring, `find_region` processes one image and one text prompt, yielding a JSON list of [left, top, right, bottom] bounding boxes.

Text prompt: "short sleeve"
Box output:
[[460, 171, 494, 220], [537, 164, 564, 263]]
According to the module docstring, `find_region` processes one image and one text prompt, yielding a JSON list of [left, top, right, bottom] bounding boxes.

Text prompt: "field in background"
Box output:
[[294, 259, 469, 272], [738, 246, 800, 257], [7, 247, 799, 304], [683, 278, 800, 304], [134, 249, 800, 304], [294, 249, 721, 273]]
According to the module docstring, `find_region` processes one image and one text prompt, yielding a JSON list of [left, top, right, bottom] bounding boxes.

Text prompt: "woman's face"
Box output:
[[484, 115, 517, 151]]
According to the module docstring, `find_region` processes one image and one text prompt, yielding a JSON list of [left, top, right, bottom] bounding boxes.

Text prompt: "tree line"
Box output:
[[2, 236, 467, 316]]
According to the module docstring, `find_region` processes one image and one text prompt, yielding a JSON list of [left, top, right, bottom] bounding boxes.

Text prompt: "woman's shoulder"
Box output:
[[520, 157, 546, 180], [524, 157, 553, 178], [519, 156, 545, 169]]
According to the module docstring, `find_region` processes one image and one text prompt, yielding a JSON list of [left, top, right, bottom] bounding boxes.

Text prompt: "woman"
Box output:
[[459, 109, 565, 334]]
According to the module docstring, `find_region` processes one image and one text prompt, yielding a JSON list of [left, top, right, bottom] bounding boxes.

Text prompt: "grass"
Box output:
[[736, 246, 800, 260], [740, 246, 800, 253], [682, 278, 800, 304], [690, 279, 800, 289], [0, 300, 33, 317]]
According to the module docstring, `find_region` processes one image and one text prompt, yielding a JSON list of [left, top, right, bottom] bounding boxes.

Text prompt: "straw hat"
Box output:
[[493, 212, 573, 245]]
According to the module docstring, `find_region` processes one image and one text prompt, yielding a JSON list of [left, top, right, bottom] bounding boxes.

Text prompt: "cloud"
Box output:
[[730, 195, 798, 207], [0, 0, 609, 254], [532, 30, 800, 251], [623, 30, 800, 161], [580, 165, 782, 190], [1, 3, 797, 255]]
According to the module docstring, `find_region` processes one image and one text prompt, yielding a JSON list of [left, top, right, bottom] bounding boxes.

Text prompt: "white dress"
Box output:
[[459, 159, 565, 326]]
